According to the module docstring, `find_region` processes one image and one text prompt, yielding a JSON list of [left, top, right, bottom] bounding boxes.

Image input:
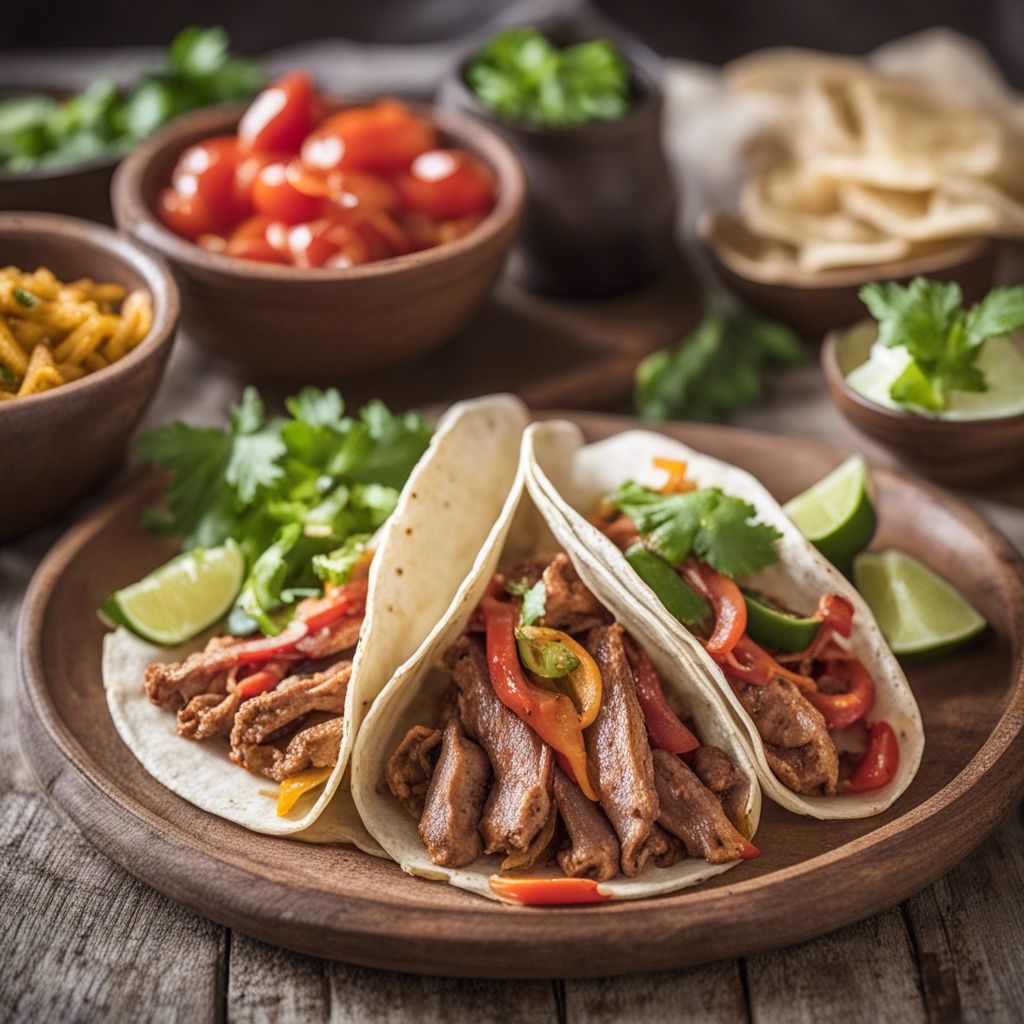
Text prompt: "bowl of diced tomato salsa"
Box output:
[[112, 72, 524, 379]]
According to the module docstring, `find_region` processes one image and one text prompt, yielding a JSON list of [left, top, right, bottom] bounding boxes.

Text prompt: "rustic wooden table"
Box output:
[[3, 330, 1023, 1022]]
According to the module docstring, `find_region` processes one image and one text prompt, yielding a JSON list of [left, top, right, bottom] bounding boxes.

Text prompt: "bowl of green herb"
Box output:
[[438, 20, 675, 297], [822, 277, 1024, 487], [0, 26, 261, 224]]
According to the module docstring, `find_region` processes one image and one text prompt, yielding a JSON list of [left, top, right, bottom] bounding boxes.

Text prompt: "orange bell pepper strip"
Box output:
[[653, 457, 695, 494], [515, 625, 602, 728], [805, 657, 875, 730], [481, 596, 599, 801], [296, 578, 368, 633], [489, 876, 610, 905], [276, 765, 333, 815], [627, 645, 700, 754], [846, 720, 899, 792], [680, 560, 746, 656]]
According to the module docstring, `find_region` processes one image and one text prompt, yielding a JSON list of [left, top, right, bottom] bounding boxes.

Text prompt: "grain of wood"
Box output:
[[228, 933, 330, 1024], [904, 810, 1024, 1024], [745, 907, 927, 1024], [564, 960, 747, 1023], [325, 962, 559, 1023], [0, 790, 226, 1024]]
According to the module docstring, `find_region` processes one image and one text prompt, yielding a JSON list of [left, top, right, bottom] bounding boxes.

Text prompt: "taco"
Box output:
[[102, 394, 529, 849], [524, 422, 924, 820], [351, 461, 762, 904]]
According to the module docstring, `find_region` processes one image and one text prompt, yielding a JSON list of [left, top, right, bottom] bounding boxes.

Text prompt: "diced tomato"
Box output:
[[171, 135, 242, 226], [251, 161, 324, 224], [301, 99, 437, 173], [234, 151, 289, 214], [335, 170, 400, 212], [393, 149, 495, 220], [238, 72, 315, 155], [227, 238, 290, 264]]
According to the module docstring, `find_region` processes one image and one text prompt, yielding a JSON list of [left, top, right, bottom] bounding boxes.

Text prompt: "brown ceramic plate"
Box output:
[[17, 414, 1024, 978]]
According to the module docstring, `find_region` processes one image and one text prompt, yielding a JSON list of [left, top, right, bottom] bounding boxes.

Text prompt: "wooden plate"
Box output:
[[17, 414, 1024, 979]]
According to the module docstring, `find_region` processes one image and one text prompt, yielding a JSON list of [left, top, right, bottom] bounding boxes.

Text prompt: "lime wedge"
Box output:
[[100, 540, 245, 645], [783, 455, 876, 569], [853, 549, 986, 656]]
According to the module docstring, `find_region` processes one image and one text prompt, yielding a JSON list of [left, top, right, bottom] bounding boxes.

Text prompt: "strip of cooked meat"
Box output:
[[652, 749, 748, 864], [277, 716, 344, 777], [501, 804, 558, 872], [295, 615, 362, 659], [736, 679, 839, 796], [229, 663, 351, 782], [583, 624, 660, 878], [688, 744, 751, 831], [553, 768, 620, 882], [445, 634, 553, 856], [177, 689, 243, 740], [418, 721, 491, 868], [386, 725, 443, 816], [144, 635, 243, 710], [649, 823, 685, 869], [540, 554, 611, 633]]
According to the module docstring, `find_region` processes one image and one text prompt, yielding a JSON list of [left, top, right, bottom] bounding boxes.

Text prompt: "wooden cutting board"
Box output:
[[16, 415, 1024, 978]]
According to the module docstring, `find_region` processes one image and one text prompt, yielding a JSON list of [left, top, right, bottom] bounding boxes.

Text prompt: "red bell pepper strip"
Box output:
[[715, 635, 816, 692], [846, 721, 899, 792], [737, 837, 761, 859], [627, 645, 700, 754], [818, 594, 854, 638], [489, 876, 610, 905], [235, 661, 289, 700], [481, 596, 599, 801], [805, 658, 875, 730], [680, 560, 747, 656], [296, 578, 368, 634], [776, 594, 856, 668], [232, 619, 310, 665]]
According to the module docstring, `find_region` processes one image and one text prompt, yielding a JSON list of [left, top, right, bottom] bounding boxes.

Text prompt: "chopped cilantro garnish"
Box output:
[[12, 288, 36, 308], [138, 387, 431, 634], [608, 481, 781, 579], [859, 278, 1024, 412], [506, 578, 547, 626]]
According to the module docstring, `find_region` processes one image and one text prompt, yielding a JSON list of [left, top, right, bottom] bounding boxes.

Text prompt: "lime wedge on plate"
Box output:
[[100, 540, 245, 645], [853, 549, 986, 656], [783, 455, 876, 569]]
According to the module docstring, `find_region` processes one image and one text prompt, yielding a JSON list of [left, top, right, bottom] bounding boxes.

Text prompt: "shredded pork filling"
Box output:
[[385, 555, 756, 883]]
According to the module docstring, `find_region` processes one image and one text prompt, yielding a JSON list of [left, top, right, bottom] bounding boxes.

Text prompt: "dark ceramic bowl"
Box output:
[[823, 321, 1024, 488], [438, 17, 676, 298], [701, 212, 997, 338], [0, 87, 118, 224], [0, 213, 179, 540], [112, 100, 524, 381]]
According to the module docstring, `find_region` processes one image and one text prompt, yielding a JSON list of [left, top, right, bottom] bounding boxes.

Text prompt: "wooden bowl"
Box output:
[[822, 322, 1024, 488], [437, 15, 676, 298], [0, 213, 179, 540], [111, 101, 524, 381], [700, 211, 996, 338], [0, 87, 118, 225]]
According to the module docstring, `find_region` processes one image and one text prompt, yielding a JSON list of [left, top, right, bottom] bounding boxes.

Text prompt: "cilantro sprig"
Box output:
[[634, 304, 804, 422], [859, 278, 1024, 412], [466, 28, 632, 127], [608, 481, 781, 579], [0, 26, 262, 173], [506, 578, 547, 626], [138, 387, 432, 635]]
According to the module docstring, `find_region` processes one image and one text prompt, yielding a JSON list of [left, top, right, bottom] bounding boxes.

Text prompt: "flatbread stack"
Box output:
[[710, 47, 1024, 277]]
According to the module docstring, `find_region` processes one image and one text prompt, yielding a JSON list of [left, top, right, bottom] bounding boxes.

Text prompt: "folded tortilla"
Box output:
[[350, 448, 762, 902], [524, 421, 924, 820], [102, 394, 530, 844]]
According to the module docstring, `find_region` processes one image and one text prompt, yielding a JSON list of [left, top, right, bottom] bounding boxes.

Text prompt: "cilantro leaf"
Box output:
[[506, 579, 547, 626], [312, 533, 371, 585], [634, 305, 803, 422], [608, 483, 781, 579], [13, 287, 36, 308], [859, 278, 1024, 412], [466, 28, 631, 127]]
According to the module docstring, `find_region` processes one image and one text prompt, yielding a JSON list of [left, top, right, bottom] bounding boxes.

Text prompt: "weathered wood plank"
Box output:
[[325, 962, 559, 1023], [904, 810, 1024, 1024], [745, 906, 926, 1024], [0, 790, 226, 1024], [228, 933, 330, 1024], [564, 960, 747, 1023]]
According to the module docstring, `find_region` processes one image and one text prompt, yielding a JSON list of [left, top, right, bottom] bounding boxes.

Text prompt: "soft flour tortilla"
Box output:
[[351, 452, 762, 903], [524, 422, 924, 820], [102, 394, 530, 842]]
